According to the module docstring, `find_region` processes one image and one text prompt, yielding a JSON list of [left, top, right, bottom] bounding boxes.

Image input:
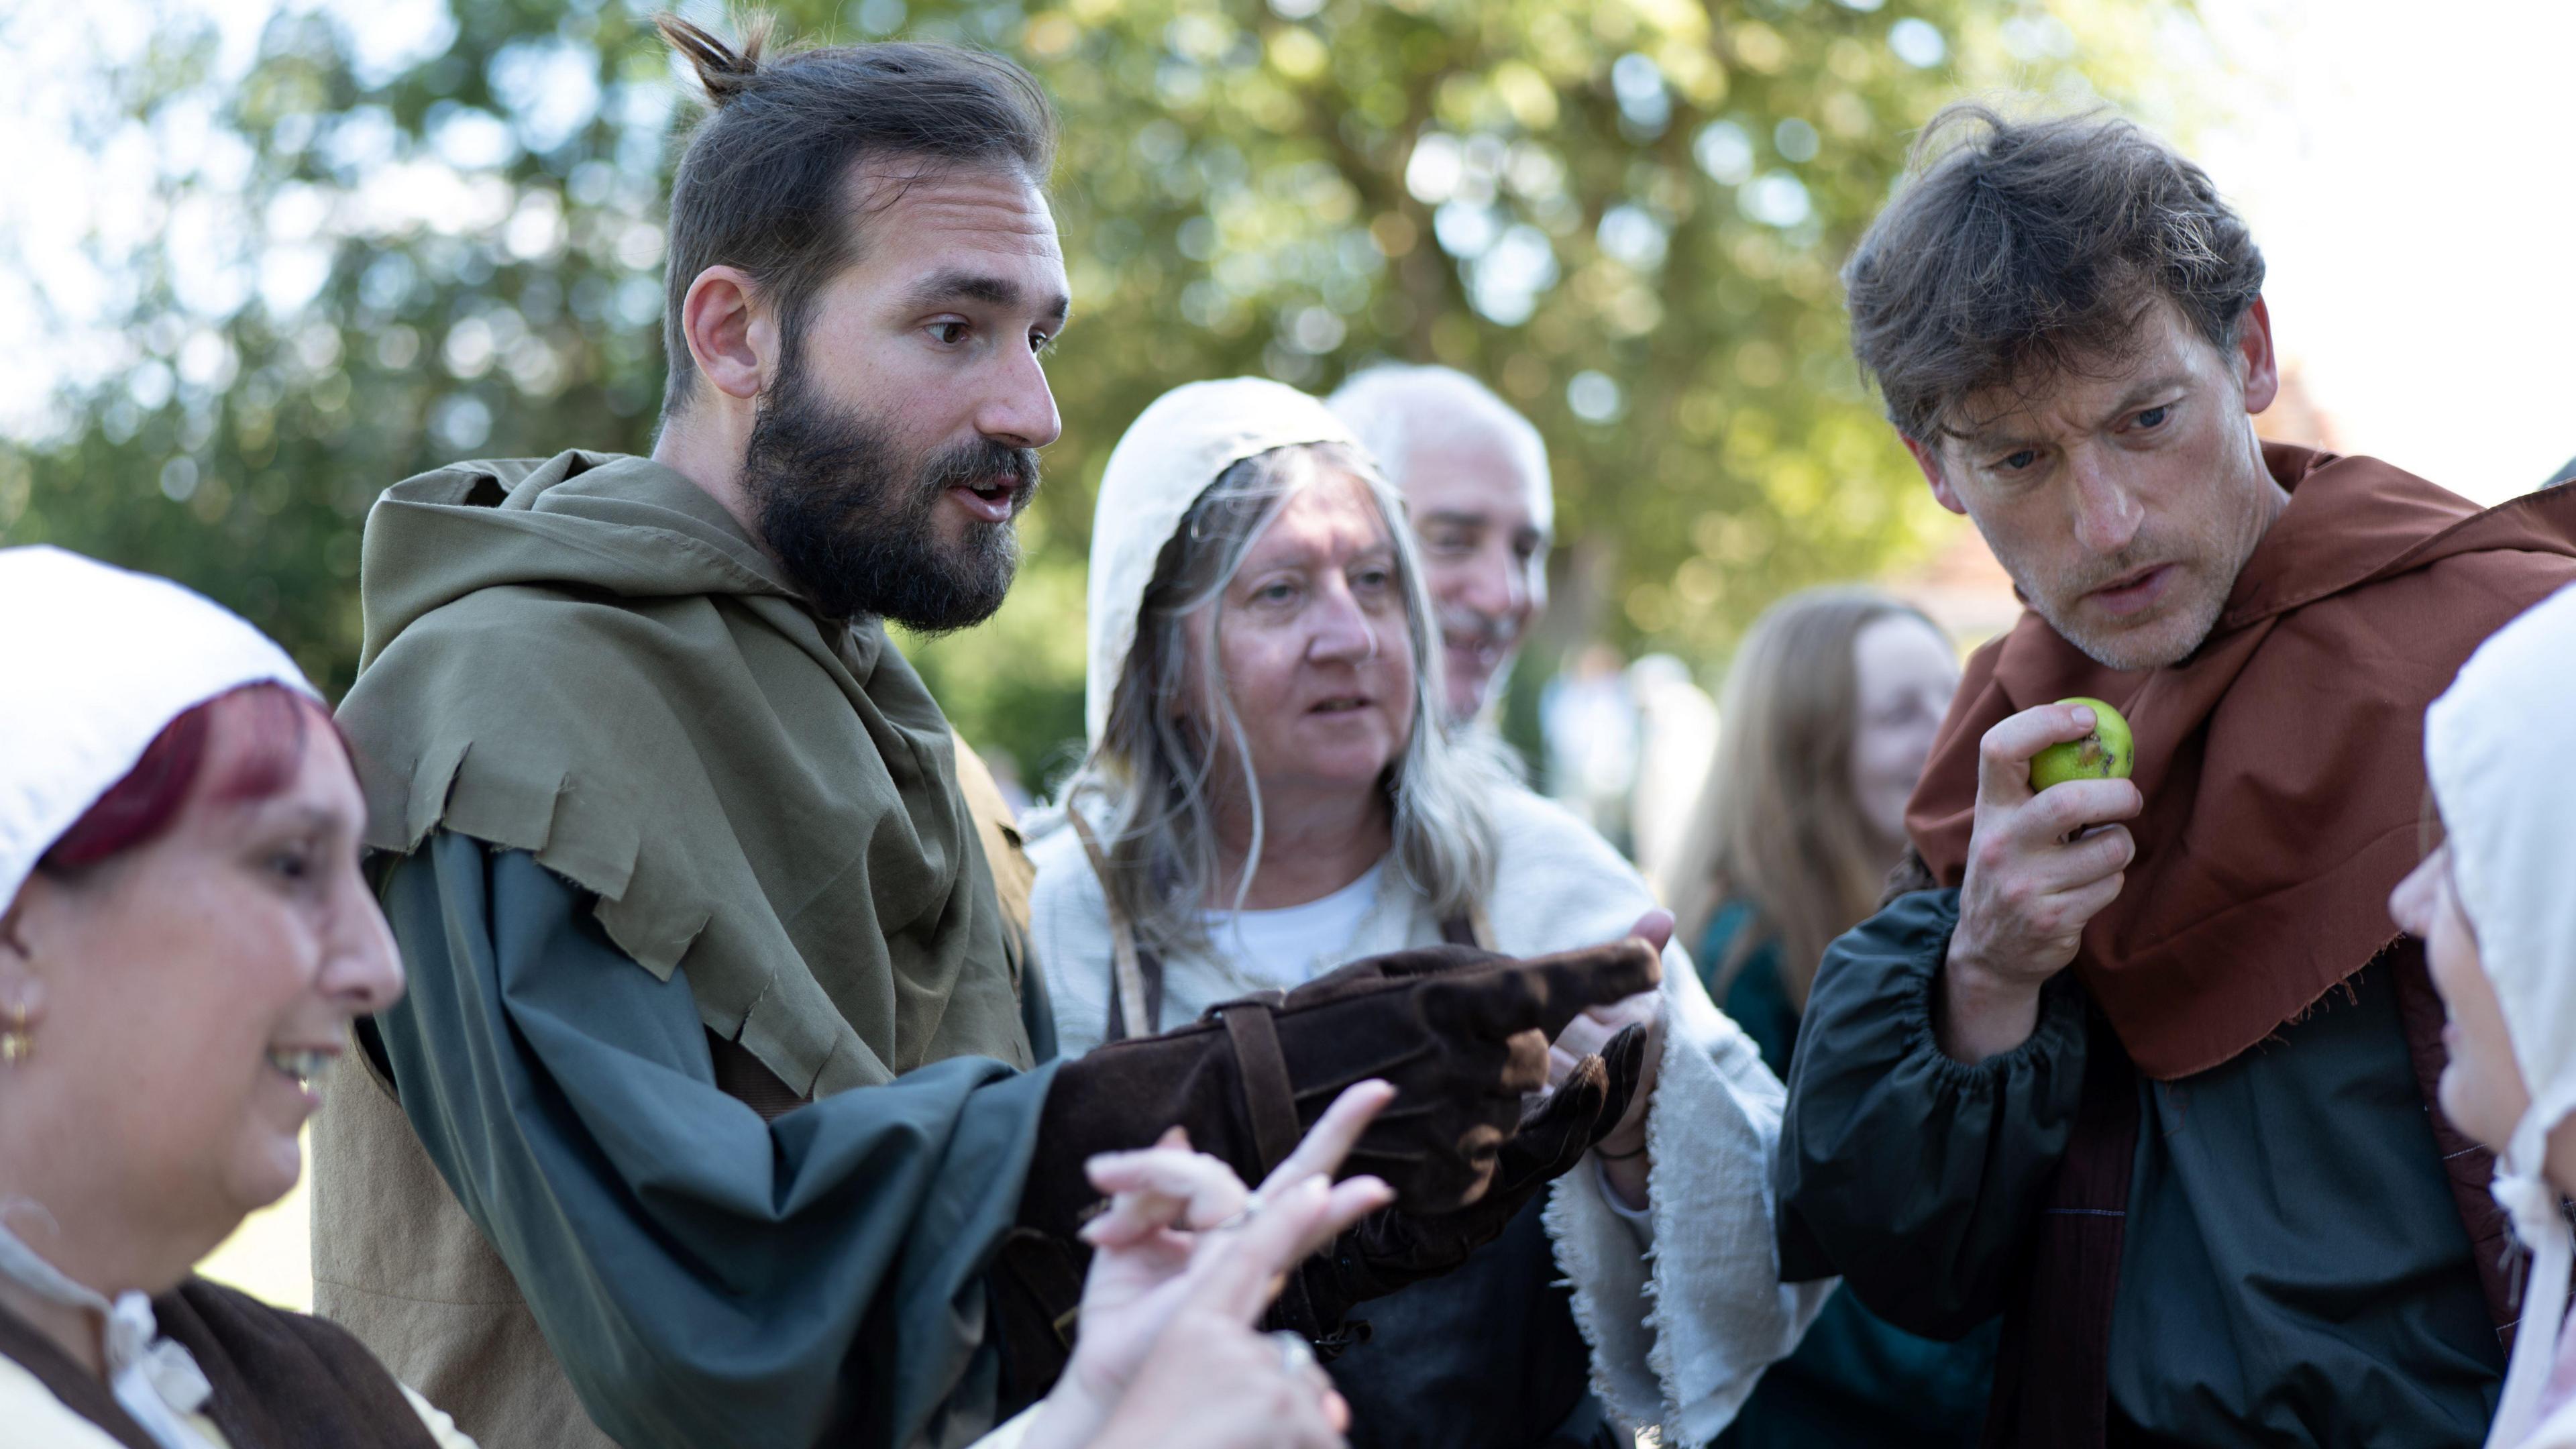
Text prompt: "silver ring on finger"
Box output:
[[1211, 1189, 1267, 1232], [1269, 1329, 1318, 1377]]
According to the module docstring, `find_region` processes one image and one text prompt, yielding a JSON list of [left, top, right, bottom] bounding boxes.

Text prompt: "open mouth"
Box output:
[[1309, 695, 1371, 715], [266, 1047, 333, 1092], [948, 478, 1020, 525]]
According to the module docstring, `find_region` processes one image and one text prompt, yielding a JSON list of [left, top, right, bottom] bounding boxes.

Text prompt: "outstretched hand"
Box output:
[[1023, 1081, 1397, 1449]]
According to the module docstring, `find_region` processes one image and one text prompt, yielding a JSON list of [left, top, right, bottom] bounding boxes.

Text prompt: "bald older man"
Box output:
[[1329, 364, 1554, 726]]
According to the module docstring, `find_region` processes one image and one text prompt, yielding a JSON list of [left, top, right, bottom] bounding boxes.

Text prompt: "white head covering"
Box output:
[[1083, 378, 1365, 744], [0, 545, 317, 914], [2424, 581, 2576, 1449]]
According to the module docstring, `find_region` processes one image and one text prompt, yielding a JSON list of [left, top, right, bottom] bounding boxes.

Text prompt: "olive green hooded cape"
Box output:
[[338, 449, 1032, 1093]]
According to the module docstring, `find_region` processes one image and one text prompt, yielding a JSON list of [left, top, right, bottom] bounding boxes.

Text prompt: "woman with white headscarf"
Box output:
[[1026, 379, 1829, 1447], [2389, 581, 2576, 1449], [0, 547, 473, 1448]]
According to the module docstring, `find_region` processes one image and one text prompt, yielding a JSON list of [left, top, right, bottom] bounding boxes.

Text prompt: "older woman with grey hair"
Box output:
[[1026, 379, 1828, 1448]]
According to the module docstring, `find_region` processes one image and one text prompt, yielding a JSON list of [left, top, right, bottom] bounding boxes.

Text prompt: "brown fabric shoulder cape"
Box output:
[[1911, 445, 2576, 1079]]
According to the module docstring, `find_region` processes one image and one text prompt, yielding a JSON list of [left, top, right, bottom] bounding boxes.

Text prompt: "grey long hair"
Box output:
[[1068, 441, 1501, 957]]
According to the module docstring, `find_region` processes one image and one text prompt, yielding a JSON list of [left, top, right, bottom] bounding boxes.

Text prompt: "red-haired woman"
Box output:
[[0, 546, 476, 1447]]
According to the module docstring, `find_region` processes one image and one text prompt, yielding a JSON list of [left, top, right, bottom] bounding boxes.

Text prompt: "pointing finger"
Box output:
[[1260, 1079, 1395, 1196], [1181, 1176, 1334, 1325]]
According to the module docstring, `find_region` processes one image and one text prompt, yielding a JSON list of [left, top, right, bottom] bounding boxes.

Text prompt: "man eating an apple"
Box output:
[[1768, 104, 2576, 1448]]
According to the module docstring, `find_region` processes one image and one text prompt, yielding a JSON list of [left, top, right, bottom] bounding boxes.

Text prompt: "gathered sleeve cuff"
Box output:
[[1773, 888, 2090, 1342], [1544, 989, 1834, 1446]]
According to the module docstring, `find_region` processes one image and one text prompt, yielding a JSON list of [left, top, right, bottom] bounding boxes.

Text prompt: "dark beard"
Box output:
[[739, 370, 1038, 632]]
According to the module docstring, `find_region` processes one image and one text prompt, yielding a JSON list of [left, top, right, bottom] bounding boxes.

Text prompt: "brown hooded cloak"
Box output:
[[1909, 444, 2576, 1080]]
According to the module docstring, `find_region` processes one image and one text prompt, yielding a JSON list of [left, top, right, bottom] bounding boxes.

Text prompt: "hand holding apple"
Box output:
[[1939, 701, 2143, 1064]]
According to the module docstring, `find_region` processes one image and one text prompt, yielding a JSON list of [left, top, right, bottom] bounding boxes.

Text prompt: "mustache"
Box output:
[[1437, 603, 1519, 647], [921, 437, 1041, 506]]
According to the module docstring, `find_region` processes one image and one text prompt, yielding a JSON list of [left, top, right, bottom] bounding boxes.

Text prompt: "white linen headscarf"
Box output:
[[1, 545, 319, 910], [2425, 582, 2576, 1449], [0, 544, 318, 1449], [1083, 377, 1364, 745]]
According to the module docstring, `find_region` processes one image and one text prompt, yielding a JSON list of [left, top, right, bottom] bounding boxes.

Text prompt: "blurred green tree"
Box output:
[[0, 0, 2196, 788]]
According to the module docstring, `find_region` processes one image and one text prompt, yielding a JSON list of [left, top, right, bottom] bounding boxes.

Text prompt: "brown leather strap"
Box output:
[[1110, 946, 1169, 1043], [1218, 999, 1302, 1176], [1069, 807, 1158, 1041]]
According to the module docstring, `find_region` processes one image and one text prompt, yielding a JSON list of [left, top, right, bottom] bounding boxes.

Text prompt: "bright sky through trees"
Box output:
[[2, 0, 2567, 786]]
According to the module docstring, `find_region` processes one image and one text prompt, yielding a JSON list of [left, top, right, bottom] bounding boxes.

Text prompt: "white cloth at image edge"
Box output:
[[2424, 582, 2576, 1449]]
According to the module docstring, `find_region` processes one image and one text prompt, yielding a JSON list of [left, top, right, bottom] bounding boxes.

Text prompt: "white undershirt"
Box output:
[[1201, 859, 1389, 989]]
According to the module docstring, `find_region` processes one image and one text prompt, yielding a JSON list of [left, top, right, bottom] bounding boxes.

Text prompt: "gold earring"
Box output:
[[0, 1006, 30, 1065]]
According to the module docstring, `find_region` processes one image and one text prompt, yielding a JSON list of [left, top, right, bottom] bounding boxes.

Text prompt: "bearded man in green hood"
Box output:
[[311, 17, 1664, 1449]]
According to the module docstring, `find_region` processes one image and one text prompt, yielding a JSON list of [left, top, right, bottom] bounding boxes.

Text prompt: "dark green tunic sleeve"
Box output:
[[1712, 903, 1998, 1449], [1772, 888, 2089, 1340], [2105, 965, 2500, 1447], [371, 830, 1059, 1449]]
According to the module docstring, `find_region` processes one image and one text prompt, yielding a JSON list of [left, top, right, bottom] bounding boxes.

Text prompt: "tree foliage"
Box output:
[[0, 0, 2194, 784]]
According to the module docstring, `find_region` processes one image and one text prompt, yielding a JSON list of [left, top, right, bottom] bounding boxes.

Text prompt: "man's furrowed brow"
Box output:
[[2095, 372, 2194, 427], [902, 269, 1071, 325], [1955, 421, 2043, 458]]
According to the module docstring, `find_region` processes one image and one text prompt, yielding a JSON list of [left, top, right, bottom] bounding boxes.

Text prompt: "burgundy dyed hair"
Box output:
[[41, 684, 343, 875]]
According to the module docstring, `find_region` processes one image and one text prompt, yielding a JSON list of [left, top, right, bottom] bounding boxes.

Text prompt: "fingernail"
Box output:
[[2072, 706, 2096, 728]]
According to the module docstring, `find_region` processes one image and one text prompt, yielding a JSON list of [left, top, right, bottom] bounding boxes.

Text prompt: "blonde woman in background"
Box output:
[[1662, 586, 1992, 1448]]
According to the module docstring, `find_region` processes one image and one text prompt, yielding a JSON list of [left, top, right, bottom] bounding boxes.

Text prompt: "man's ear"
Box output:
[[1902, 435, 1968, 517], [2232, 294, 2280, 416], [680, 266, 779, 403]]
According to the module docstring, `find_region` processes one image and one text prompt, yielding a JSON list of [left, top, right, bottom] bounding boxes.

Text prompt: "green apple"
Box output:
[[2029, 697, 2134, 791]]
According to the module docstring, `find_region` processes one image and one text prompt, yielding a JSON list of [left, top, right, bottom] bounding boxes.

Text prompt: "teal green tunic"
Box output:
[[1776, 890, 2502, 1448], [372, 832, 1056, 1449], [1699, 903, 1996, 1449]]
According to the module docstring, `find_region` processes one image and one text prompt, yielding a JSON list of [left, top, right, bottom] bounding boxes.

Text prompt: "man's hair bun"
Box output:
[[654, 13, 777, 107]]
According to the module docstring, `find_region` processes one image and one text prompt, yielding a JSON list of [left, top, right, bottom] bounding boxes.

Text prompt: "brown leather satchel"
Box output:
[[993, 938, 1660, 1403]]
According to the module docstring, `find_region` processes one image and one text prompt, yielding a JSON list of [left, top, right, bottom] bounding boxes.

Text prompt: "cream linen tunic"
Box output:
[[1026, 782, 1834, 1444]]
